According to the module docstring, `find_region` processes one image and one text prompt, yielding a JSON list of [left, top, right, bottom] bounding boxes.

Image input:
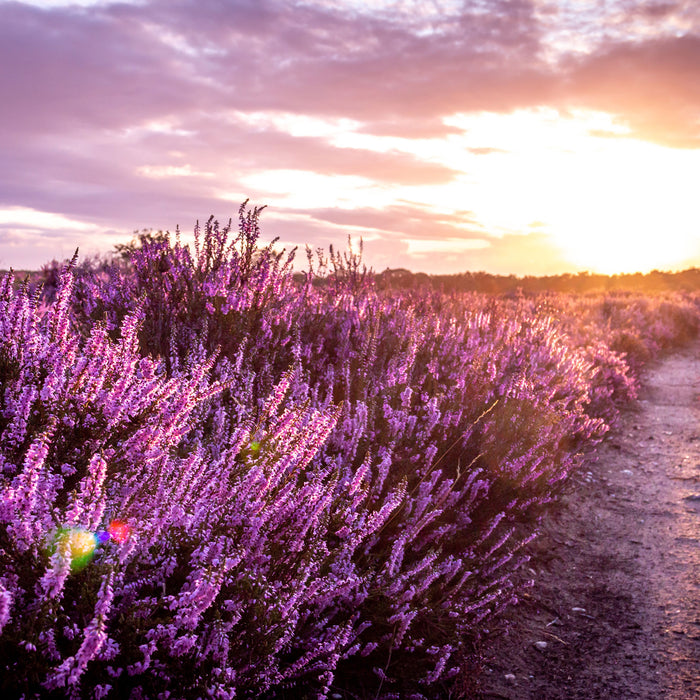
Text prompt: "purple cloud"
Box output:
[[562, 34, 700, 147]]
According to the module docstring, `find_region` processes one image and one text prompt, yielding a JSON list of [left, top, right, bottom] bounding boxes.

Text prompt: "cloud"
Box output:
[[231, 131, 460, 185], [358, 230, 580, 277], [0, 206, 129, 270], [264, 205, 575, 276], [297, 203, 484, 241], [0, 3, 206, 137], [356, 120, 465, 139], [558, 34, 700, 147], [458, 231, 583, 276], [0, 0, 553, 134]]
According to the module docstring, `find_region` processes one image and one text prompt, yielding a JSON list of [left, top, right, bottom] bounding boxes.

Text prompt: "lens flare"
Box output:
[[47, 520, 131, 573], [50, 528, 98, 572], [107, 520, 130, 544]]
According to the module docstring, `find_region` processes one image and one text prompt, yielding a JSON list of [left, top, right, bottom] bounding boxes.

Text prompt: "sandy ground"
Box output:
[[477, 340, 700, 700]]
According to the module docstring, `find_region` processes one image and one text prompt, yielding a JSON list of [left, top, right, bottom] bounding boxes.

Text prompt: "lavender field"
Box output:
[[1, 204, 699, 699]]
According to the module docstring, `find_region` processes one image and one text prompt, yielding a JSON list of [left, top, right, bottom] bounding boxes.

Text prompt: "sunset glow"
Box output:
[[2, 0, 700, 274], [439, 110, 700, 274]]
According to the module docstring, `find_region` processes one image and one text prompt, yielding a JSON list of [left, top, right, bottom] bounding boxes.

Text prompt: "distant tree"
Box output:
[[114, 229, 170, 262]]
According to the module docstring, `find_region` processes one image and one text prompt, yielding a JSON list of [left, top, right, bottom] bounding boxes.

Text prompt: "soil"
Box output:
[[476, 340, 700, 700]]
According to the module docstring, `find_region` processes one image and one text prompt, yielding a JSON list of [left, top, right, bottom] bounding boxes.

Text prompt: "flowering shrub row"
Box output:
[[1, 205, 698, 698]]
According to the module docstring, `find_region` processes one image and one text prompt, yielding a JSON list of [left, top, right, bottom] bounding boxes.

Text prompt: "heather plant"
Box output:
[[0, 261, 220, 695], [0, 262, 406, 698], [600, 293, 700, 367], [83, 203, 296, 375], [2, 207, 699, 698]]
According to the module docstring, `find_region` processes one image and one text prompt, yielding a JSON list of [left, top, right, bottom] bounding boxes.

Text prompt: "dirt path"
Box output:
[[477, 341, 700, 700]]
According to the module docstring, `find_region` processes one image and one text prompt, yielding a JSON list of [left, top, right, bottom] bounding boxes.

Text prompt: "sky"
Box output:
[[2, 0, 700, 275]]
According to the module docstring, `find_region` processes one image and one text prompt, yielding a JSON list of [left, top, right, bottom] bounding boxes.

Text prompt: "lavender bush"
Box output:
[[2, 205, 699, 698]]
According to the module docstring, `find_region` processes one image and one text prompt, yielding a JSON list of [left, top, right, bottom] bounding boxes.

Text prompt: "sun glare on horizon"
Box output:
[[432, 109, 700, 275], [539, 135, 699, 274], [206, 107, 700, 277]]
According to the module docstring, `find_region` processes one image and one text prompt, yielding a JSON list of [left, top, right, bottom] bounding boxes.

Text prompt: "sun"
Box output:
[[436, 109, 700, 275], [541, 138, 700, 274]]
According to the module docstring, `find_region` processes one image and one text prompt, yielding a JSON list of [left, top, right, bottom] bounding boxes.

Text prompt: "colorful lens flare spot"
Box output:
[[107, 520, 130, 544], [50, 528, 98, 572], [46, 520, 131, 573]]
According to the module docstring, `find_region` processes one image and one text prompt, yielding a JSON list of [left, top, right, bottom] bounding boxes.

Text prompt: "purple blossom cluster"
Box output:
[[1, 205, 698, 698]]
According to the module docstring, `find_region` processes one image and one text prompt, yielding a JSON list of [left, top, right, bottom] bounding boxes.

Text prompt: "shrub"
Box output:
[[1, 206, 698, 698]]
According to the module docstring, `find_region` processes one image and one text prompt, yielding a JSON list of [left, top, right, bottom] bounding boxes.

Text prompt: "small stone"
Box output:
[[504, 673, 516, 683], [533, 641, 548, 651]]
